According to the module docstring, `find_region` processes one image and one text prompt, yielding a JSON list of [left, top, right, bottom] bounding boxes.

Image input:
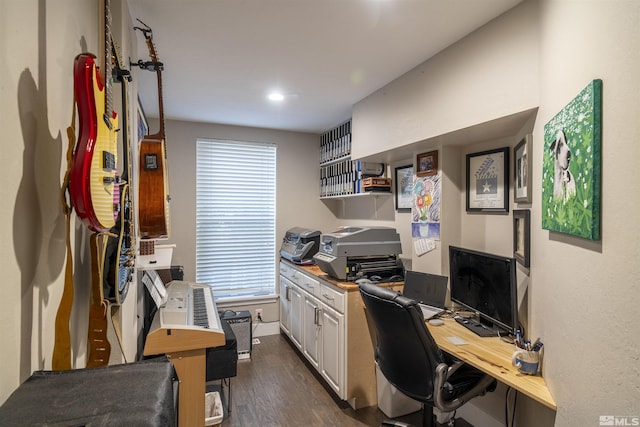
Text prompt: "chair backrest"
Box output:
[[359, 282, 445, 403]]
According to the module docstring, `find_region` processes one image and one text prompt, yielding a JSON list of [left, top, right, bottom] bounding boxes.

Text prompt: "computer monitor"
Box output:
[[449, 245, 518, 337]]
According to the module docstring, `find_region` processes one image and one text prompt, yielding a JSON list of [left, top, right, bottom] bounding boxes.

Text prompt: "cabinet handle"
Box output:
[[314, 307, 320, 325], [286, 286, 291, 301], [322, 293, 334, 301]]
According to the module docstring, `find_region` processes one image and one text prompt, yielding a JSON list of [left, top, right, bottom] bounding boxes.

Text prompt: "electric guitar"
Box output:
[[136, 21, 171, 239], [103, 40, 135, 305], [69, 0, 119, 232]]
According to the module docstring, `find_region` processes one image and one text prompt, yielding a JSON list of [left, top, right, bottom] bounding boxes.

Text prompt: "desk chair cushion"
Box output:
[[359, 282, 495, 411]]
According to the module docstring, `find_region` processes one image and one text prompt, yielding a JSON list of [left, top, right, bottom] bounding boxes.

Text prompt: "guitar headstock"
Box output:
[[134, 19, 163, 71]]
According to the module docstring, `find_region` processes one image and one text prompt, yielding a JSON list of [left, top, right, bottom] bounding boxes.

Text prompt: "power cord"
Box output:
[[505, 386, 518, 427]]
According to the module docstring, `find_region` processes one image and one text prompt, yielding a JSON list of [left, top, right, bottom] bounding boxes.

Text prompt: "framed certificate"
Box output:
[[466, 147, 509, 213]]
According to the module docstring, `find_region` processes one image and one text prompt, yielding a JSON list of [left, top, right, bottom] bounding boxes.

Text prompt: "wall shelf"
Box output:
[[320, 192, 392, 200]]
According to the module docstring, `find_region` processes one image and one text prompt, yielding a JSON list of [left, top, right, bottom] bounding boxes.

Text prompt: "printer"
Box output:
[[279, 227, 321, 265], [313, 226, 403, 281]]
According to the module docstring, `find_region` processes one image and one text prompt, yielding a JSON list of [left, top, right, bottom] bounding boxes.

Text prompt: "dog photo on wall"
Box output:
[[542, 79, 602, 240]]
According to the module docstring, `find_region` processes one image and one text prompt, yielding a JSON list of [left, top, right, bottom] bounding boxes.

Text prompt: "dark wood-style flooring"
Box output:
[[218, 333, 472, 427]]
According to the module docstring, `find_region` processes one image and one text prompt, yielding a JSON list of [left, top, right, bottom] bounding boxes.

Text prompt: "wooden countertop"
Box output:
[[427, 318, 556, 410], [283, 261, 403, 291]]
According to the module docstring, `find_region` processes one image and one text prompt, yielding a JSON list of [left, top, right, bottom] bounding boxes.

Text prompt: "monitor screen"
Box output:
[[449, 245, 517, 335]]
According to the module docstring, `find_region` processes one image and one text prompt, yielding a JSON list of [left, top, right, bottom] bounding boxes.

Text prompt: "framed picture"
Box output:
[[542, 79, 602, 240], [514, 134, 532, 203], [416, 150, 438, 177], [513, 209, 530, 268], [466, 147, 509, 213], [394, 165, 413, 212]]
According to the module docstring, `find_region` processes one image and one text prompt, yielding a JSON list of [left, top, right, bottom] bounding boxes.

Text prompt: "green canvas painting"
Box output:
[[542, 79, 602, 240]]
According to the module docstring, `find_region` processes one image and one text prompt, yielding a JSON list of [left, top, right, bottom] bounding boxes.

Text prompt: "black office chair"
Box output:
[[359, 282, 496, 427]]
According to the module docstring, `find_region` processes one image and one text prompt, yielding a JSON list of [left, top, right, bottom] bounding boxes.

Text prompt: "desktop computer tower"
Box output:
[[220, 310, 252, 359]]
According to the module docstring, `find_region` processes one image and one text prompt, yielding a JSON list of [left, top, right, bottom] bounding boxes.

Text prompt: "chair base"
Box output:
[[380, 404, 460, 427]]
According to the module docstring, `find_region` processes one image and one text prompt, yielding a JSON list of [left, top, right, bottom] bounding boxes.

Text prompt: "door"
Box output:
[[320, 305, 344, 397], [289, 284, 304, 350], [279, 275, 293, 336], [303, 293, 321, 370]]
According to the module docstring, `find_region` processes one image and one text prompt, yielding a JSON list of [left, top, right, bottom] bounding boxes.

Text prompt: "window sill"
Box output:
[[215, 294, 278, 308]]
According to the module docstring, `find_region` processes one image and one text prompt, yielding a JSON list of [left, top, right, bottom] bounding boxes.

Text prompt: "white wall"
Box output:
[[3, 2, 640, 425], [534, 1, 640, 425], [351, 0, 539, 161], [153, 118, 337, 280], [1, 0, 142, 403], [149, 117, 337, 323], [351, 0, 640, 426]]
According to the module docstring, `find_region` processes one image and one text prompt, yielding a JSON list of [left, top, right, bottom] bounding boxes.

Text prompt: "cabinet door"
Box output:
[[320, 305, 344, 397], [279, 275, 293, 335], [289, 285, 304, 350], [303, 294, 321, 370]]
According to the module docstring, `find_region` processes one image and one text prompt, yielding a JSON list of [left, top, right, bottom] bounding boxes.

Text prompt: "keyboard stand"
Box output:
[[144, 281, 225, 427], [167, 348, 207, 427]]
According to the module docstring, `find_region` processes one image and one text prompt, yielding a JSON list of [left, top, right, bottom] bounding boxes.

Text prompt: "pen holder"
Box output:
[[512, 348, 541, 375]]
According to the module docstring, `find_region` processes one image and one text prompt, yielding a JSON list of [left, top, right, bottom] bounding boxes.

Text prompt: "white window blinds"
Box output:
[[196, 139, 277, 299]]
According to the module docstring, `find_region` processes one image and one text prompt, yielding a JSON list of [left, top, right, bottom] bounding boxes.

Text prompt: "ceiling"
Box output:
[[126, 0, 522, 134]]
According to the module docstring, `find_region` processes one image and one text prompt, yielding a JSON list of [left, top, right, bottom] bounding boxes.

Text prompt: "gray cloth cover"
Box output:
[[0, 356, 177, 426]]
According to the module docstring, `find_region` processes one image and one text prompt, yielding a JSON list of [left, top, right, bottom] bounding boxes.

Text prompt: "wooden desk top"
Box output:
[[427, 318, 556, 410]]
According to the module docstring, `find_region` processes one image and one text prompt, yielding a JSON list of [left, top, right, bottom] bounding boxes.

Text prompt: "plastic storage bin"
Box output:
[[376, 363, 422, 417], [205, 391, 223, 426]]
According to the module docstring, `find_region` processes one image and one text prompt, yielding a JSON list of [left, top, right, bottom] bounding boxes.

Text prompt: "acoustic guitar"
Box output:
[[69, 0, 119, 232], [136, 22, 170, 239]]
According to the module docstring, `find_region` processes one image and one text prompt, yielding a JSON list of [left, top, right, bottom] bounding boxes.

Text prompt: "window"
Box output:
[[196, 139, 277, 300]]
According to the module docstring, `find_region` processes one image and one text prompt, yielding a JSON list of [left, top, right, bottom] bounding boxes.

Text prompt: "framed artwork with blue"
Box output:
[[542, 79, 602, 240]]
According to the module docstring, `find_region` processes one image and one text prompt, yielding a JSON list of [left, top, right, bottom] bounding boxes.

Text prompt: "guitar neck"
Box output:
[[155, 66, 166, 142], [143, 32, 166, 149], [112, 39, 132, 183], [100, 0, 114, 129]]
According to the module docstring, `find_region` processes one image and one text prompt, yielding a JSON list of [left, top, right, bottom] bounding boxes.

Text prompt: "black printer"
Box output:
[[280, 227, 321, 265]]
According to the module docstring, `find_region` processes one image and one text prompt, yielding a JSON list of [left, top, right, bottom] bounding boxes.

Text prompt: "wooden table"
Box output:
[[427, 318, 556, 410]]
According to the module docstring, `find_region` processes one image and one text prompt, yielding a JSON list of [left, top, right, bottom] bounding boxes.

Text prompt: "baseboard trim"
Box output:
[[253, 321, 280, 337]]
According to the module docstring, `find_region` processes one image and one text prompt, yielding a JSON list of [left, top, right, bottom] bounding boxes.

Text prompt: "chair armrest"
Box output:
[[433, 363, 496, 413]]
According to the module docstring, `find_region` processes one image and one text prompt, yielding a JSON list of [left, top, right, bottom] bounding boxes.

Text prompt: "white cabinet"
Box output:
[[279, 262, 346, 400]]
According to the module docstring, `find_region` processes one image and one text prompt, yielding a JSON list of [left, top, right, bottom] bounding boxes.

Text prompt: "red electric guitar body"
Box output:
[[69, 0, 118, 232]]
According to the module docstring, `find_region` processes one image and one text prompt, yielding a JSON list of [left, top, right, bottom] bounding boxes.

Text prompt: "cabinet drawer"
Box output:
[[296, 273, 319, 295], [280, 262, 293, 279], [317, 283, 345, 313]]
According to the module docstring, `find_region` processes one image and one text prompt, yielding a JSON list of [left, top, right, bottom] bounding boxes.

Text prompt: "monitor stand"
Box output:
[[454, 316, 500, 337]]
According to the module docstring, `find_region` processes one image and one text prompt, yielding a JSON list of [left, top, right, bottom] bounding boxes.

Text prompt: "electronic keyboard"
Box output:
[[144, 280, 225, 356]]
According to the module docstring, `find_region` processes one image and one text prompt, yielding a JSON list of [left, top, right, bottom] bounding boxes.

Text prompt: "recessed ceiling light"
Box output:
[[267, 92, 285, 101]]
